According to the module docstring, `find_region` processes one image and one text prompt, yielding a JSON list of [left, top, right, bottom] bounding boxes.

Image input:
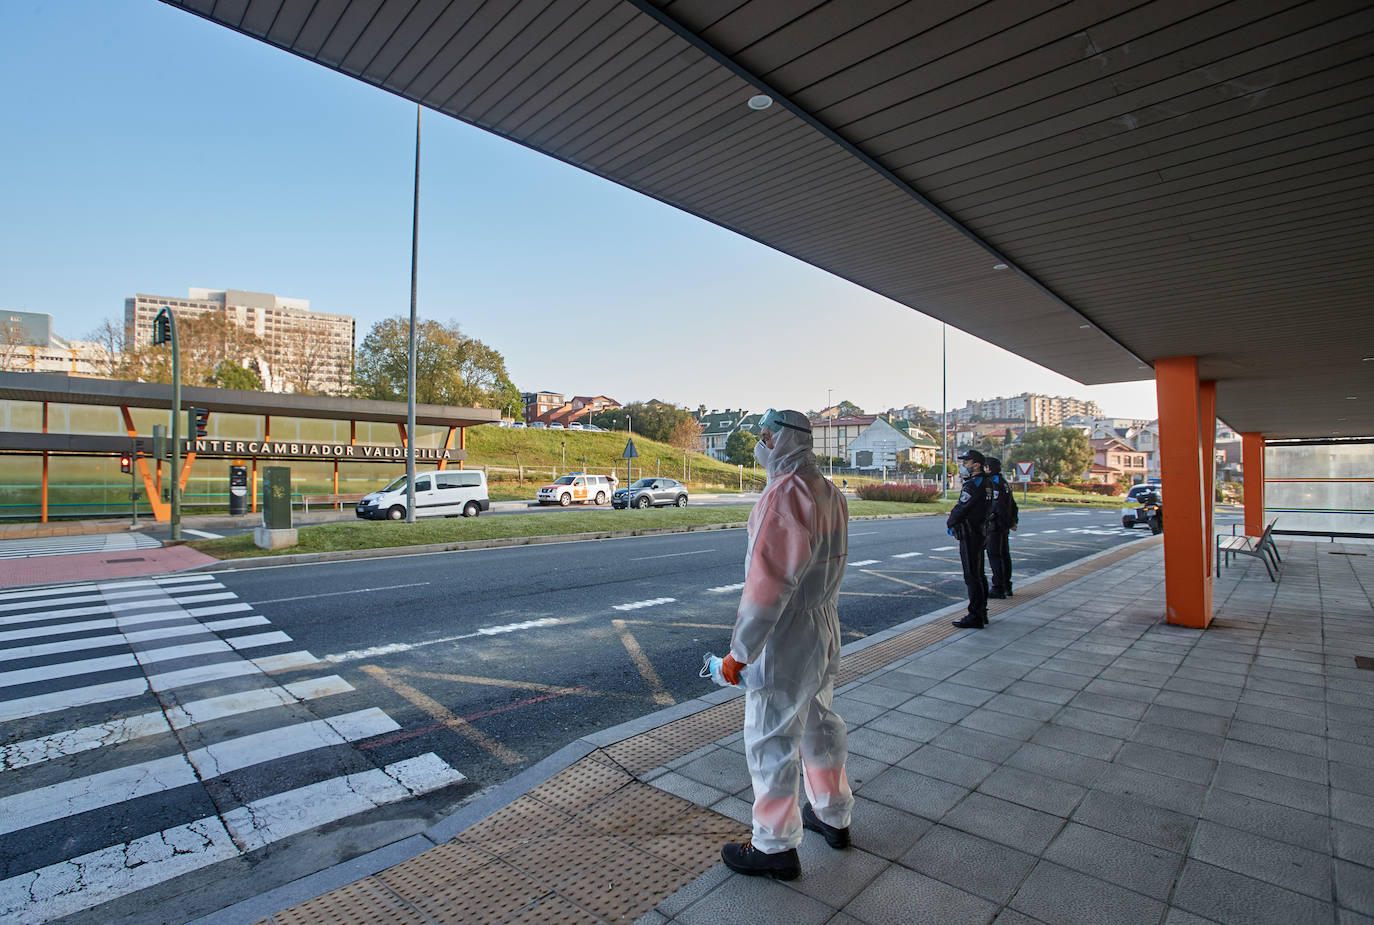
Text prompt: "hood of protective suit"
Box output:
[[762, 410, 818, 479]]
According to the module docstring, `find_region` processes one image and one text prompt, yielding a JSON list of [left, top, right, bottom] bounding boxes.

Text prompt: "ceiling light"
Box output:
[[992, 263, 1008, 271], [1347, 396, 1358, 400], [1079, 324, 1091, 329], [1364, 356, 1374, 362], [747, 94, 773, 110]]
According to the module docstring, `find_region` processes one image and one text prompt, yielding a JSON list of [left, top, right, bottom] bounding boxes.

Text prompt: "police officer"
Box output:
[[946, 449, 991, 629], [983, 457, 1018, 599]]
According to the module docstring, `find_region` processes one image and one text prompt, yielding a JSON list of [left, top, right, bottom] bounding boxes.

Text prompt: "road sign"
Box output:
[[1015, 461, 1034, 482], [622, 438, 639, 459]]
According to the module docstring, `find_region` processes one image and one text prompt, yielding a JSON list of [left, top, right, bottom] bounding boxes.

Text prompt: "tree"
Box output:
[[724, 428, 756, 466], [86, 311, 266, 387], [353, 316, 520, 410], [213, 360, 263, 391], [668, 415, 704, 452], [1004, 427, 1092, 484], [835, 400, 863, 417], [278, 321, 336, 395], [589, 401, 697, 443]]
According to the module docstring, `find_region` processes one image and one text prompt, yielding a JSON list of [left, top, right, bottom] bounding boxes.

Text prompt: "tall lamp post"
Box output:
[[941, 324, 948, 499], [405, 104, 421, 524], [561, 440, 566, 474], [826, 388, 833, 476]]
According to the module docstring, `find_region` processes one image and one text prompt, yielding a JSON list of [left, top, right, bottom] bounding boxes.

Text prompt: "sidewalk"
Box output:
[[0, 544, 218, 588], [205, 534, 1374, 925]]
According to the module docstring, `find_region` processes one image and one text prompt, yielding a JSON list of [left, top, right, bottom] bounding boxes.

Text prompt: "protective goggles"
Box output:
[[760, 408, 812, 434]]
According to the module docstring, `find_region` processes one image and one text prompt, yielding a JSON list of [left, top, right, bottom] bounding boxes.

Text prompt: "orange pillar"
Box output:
[[1242, 432, 1265, 537], [437, 426, 455, 471], [459, 425, 466, 470], [1155, 356, 1213, 628]]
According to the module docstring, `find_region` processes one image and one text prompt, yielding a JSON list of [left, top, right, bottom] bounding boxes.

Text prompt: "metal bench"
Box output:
[[1216, 520, 1282, 581], [301, 493, 360, 512]]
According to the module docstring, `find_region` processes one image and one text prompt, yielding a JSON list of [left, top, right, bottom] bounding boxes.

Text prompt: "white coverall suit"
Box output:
[[732, 413, 853, 853]]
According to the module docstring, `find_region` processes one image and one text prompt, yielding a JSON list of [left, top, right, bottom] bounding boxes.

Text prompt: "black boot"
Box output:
[[802, 803, 850, 849], [721, 840, 801, 880], [952, 614, 987, 629]]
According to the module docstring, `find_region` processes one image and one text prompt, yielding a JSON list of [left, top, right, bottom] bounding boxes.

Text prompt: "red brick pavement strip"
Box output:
[[0, 545, 220, 589]]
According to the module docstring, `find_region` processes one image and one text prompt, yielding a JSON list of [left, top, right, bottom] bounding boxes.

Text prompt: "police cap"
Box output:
[[957, 449, 985, 465]]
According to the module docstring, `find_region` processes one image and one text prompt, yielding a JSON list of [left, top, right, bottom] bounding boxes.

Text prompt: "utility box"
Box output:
[[262, 466, 292, 529], [228, 465, 248, 515]]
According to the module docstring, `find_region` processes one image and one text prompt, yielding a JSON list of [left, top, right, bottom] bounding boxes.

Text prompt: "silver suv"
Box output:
[[613, 477, 689, 509]]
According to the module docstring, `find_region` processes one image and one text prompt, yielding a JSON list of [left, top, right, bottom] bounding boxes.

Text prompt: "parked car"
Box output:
[[568, 422, 583, 430], [509, 421, 526, 428], [356, 470, 489, 520], [531, 422, 548, 429], [549, 423, 564, 430], [537, 473, 613, 506], [613, 477, 689, 509], [1122, 483, 1163, 528]]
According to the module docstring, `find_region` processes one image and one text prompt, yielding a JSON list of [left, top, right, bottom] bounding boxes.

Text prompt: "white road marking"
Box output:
[[629, 550, 714, 561], [891, 552, 923, 558], [181, 529, 223, 539], [321, 618, 564, 664], [0, 708, 398, 836], [0, 676, 354, 771], [1049, 512, 1093, 516], [0, 582, 221, 613], [612, 597, 677, 611], [708, 582, 746, 593], [850, 560, 881, 567], [0, 754, 463, 923], [931, 546, 957, 551], [1040, 529, 1059, 534], [0, 616, 271, 662], [848, 531, 878, 536], [0, 597, 246, 629], [1017, 532, 1037, 536], [250, 582, 430, 605], [0, 679, 149, 724], [227, 631, 293, 650]]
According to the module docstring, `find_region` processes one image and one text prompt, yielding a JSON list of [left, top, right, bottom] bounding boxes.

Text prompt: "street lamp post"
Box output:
[[827, 388, 833, 476], [941, 324, 948, 499], [405, 103, 421, 525], [561, 440, 566, 474]]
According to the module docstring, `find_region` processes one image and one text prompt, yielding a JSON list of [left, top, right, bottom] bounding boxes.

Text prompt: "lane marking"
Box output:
[[392, 668, 657, 704], [848, 531, 878, 536], [931, 545, 957, 551], [250, 582, 430, 605], [628, 550, 715, 561], [612, 619, 675, 707], [1049, 512, 1093, 516], [361, 665, 523, 765], [0, 597, 247, 629], [0, 582, 221, 614], [891, 552, 923, 558], [0, 615, 272, 662], [708, 582, 746, 593], [181, 529, 224, 539], [849, 559, 881, 567], [0, 754, 463, 923], [858, 570, 964, 600], [1040, 529, 1059, 534], [612, 597, 676, 611], [321, 618, 564, 664], [0, 708, 398, 836]]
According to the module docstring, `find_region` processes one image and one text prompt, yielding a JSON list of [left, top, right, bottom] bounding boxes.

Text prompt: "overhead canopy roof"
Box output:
[[0, 372, 501, 428], [164, 0, 1373, 438]]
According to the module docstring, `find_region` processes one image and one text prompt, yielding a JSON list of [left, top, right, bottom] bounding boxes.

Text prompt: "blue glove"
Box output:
[[947, 527, 955, 537]]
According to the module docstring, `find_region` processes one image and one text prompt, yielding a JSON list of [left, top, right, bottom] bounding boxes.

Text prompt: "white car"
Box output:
[[356, 470, 489, 520], [537, 473, 613, 506]]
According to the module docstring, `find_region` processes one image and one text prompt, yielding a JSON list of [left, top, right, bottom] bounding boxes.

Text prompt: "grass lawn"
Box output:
[[189, 500, 949, 560]]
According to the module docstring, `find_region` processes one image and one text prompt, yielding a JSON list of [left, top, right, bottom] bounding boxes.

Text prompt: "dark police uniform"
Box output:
[[985, 472, 1018, 597], [946, 472, 991, 627]]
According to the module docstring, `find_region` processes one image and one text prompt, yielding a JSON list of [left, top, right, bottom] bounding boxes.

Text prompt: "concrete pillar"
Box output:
[[1155, 356, 1214, 628]]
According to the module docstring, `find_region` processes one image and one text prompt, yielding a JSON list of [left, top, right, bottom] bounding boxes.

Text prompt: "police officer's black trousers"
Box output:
[[986, 527, 1012, 595], [958, 534, 988, 619]]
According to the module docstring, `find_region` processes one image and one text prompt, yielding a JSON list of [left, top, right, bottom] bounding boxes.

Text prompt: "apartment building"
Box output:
[[954, 392, 1102, 426], [124, 288, 355, 394]]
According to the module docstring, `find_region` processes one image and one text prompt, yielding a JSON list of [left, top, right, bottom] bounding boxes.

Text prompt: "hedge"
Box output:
[[854, 483, 941, 503]]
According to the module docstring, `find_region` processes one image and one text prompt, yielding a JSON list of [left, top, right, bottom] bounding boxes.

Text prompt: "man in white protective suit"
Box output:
[[717, 408, 853, 880]]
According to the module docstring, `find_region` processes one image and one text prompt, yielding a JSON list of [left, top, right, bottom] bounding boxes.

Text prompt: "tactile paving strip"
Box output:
[[259, 535, 1159, 924]]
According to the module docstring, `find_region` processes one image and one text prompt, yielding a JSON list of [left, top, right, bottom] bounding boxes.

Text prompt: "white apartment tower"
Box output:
[[954, 392, 1102, 426], [124, 288, 355, 394]]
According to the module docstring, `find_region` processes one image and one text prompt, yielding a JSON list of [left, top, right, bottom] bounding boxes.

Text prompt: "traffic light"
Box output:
[[120, 454, 132, 474], [190, 407, 209, 438], [152, 308, 171, 345]]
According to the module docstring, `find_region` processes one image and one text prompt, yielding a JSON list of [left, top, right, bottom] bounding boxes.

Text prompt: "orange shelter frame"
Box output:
[[1242, 433, 1266, 537], [1155, 357, 1217, 629]]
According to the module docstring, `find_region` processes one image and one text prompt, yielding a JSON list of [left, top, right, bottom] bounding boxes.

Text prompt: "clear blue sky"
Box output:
[[0, 0, 1158, 420]]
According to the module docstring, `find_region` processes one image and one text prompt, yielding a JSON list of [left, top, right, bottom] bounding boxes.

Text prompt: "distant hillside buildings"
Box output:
[[125, 288, 355, 395], [953, 392, 1101, 426], [0, 310, 109, 377]]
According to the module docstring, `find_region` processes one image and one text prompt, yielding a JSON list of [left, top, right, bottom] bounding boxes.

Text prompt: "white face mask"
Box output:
[[958, 464, 970, 478], [754, 440, 771, 468]]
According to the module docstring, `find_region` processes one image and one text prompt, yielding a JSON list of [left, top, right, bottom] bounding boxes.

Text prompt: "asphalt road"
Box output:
[[0, 506, 1235, 924]]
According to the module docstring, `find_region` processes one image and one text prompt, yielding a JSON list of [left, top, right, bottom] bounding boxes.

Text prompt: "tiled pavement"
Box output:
[[635, 539, 1374, 925], [240, 536, 1374, 925]]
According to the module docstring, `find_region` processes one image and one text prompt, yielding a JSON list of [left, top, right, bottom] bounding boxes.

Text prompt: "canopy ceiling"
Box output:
[[164, 0, 1374, 438]]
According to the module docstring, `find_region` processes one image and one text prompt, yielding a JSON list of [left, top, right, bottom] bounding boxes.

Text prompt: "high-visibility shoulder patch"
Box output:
[[959, 491, 971, 503]]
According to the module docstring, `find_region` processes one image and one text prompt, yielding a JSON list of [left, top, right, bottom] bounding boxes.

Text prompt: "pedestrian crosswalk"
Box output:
[[0, 531, 162, 561], [0, 574, 467, 923]]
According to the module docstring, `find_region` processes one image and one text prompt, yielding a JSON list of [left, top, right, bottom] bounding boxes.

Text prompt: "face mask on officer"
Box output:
[[958, 464, 969, 478]]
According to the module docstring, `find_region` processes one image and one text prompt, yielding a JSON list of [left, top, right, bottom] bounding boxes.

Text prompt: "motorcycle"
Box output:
[[1141, 492, 1163, 534]]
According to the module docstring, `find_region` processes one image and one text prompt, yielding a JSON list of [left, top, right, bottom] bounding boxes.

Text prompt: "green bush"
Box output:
[[1067, 482, 1122, 496], [854, 483, 940, 503]]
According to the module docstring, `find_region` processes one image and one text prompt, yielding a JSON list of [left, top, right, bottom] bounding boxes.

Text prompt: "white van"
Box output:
[[356, 470, 489, 520]]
